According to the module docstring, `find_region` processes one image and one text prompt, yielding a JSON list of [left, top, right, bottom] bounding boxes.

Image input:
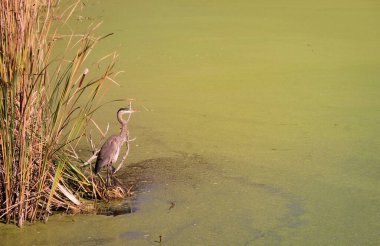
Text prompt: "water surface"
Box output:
[[1, 0, 380, 245]]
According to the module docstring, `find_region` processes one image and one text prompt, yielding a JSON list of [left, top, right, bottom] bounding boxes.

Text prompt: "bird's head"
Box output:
[[117, 107, 137, 115]]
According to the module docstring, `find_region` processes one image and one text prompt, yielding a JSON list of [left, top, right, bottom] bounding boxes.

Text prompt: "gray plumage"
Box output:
[[95, 107, 133, 174]]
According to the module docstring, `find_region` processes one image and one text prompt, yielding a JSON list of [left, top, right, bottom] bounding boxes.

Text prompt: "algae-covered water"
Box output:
[[2, 0, 380, 245]]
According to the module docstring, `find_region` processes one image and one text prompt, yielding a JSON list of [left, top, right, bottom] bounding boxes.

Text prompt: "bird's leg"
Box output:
[[106, 165, 111, 188], [106, 167, 109, 188]]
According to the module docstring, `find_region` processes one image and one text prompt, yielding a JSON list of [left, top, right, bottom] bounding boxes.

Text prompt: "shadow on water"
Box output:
[[0, 153, 305, 245], [100, 153, 305, 244], [96, 154, 202, 217]]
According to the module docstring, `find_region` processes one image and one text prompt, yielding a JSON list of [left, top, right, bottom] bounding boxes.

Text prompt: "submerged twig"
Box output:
[[113, 137, 136, 174], [168, 201, 176, 212]]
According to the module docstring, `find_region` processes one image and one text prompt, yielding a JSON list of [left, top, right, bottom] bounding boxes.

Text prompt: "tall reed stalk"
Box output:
[[0, 0, 118, 226]]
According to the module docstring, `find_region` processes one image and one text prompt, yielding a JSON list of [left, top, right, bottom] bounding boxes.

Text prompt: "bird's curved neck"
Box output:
[[117, 112, 129, 135]]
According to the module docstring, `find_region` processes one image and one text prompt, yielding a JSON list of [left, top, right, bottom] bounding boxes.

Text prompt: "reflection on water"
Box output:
[[2, 0, 380, 245]]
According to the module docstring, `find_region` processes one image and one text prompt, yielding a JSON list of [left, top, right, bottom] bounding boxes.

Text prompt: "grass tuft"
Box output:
[[0, 0, 123, 226]]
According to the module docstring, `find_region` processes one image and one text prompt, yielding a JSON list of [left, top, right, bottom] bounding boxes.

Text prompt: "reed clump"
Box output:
[[0, 0, 121, 226]]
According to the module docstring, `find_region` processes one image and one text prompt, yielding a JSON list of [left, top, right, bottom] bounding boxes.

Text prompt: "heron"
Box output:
[[95, 107, 136, 184]]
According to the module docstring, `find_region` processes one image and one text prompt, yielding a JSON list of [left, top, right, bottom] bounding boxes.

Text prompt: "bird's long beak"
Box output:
[[128, 109, 140, 113]]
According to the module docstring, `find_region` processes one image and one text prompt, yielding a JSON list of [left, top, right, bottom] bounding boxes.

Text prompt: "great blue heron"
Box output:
[[95, 107, 136, 183]]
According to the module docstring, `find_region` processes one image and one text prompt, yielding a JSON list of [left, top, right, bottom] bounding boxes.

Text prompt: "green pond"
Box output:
[[2, 0, 380, 245]]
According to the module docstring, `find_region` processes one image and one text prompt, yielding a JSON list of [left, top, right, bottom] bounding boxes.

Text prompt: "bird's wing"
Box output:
[[99, 137, 120, 160], [95, 137, 120, 173]]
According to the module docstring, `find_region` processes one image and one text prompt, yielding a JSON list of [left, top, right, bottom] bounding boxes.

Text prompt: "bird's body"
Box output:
[[95, 107, 134, 176], [95, 134, 124, 174]]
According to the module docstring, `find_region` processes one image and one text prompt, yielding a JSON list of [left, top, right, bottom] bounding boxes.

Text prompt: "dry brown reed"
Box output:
[[0, 0, 122, 226]]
